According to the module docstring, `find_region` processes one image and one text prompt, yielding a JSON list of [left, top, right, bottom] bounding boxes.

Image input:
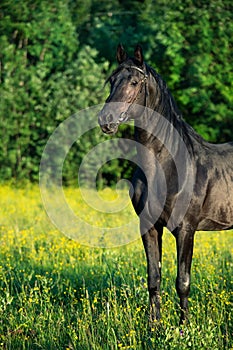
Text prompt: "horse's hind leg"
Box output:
[[141, 224, 163, 323], [175, 225, 195, 324]]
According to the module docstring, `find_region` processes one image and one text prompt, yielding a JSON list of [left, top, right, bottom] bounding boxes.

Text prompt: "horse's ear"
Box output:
[[134, 44, 143, 65], [117, 44, 127, 64]]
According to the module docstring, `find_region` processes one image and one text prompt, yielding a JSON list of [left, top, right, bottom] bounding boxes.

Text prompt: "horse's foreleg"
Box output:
[[175, 226, 195, 324], [142, 225, 163, 323]]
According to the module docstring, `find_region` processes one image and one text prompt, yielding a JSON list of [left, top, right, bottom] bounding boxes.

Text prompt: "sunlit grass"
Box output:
[[0, 184, 232, 349]]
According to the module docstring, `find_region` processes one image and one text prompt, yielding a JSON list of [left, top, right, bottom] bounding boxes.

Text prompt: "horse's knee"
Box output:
[[176, 275, 190, 297], [148, 273, 160, 291]]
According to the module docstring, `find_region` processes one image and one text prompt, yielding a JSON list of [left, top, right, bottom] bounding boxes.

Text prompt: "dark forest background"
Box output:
[[0, 0, 232, 186]]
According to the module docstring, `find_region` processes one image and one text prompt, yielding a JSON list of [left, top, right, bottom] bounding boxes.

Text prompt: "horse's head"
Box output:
[[98, 44, 148, 134]]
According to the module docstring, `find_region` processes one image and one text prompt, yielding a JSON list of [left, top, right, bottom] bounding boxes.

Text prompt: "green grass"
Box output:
[[0, 185, 232, 349]]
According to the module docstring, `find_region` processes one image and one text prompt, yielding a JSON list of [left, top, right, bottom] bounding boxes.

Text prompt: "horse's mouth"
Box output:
[[100, 123, 119, 135]]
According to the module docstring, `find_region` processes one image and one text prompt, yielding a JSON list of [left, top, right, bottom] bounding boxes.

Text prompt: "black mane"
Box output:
[[145, 63, 204, 151]]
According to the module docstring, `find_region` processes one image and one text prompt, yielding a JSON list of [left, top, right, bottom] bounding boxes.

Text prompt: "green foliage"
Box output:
[[0, 1, 108, 183], [150, 0, 233, 142], [0, 0, 78, 180], [0, 0, 233, 184]]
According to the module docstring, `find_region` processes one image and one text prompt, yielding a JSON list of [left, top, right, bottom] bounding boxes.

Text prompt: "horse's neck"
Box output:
[[135, 101, 182, 155], [134, 77, 195, 166], [134, 102, 195, 197]]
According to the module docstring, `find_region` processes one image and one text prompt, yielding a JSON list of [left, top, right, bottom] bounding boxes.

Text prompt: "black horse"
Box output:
[[98, 44, 233, 324]]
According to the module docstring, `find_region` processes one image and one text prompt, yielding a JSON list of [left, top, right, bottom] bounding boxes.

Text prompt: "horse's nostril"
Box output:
[[106, 114, 113, 123]]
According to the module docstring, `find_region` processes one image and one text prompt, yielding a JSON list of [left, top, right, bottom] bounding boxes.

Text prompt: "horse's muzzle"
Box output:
[[98, 104, 129, 135], [98, 111, 118, 134], [100, 122, 119, 135]]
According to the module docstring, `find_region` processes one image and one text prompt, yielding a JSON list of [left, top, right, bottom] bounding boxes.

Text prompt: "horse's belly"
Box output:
[[198, 198, 233, 231], [198, 173, 233, 230], [197, 218, 233, 231]]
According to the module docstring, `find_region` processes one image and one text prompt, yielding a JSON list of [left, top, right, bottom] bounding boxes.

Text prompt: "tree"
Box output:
[[149, 0, 233, 142], [0, 1, 108, 182]]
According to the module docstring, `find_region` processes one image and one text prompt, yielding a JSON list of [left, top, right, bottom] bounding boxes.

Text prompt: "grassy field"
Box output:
[[0, 184, 232, 349]]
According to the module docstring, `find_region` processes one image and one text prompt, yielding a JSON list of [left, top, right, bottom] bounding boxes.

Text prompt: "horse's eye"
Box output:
[[131, 80, 138, 86]]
